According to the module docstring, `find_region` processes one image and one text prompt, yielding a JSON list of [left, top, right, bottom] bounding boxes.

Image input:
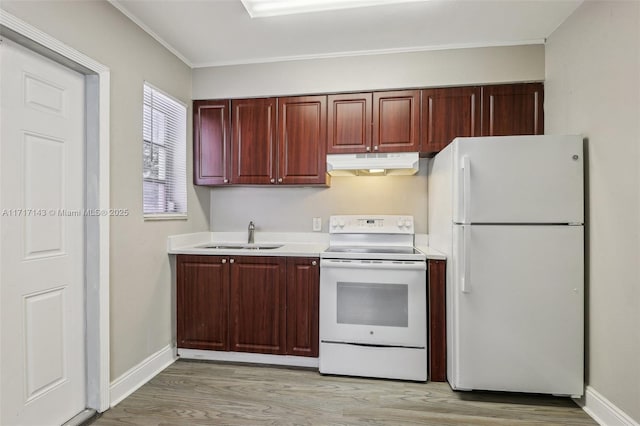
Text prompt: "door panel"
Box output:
[[23, 133, 66, 257], [278, 96, 327, 184], [319, 260, 426, 347], [193, 100, 230, 185], [327, 93, 372, 154], [373, 90, 420, 152], [286, 258, 319, 357], [481, 83, 544, 136], [427, 259, 447, 382], [177, 256, 229, 350], [452, 135, 584, 224], [24, 288, 66, 400], [229, 256, 286, 354], [421, 87, 481, 155], [1, 38, 86, 426], [452, 225, 583, 395], [231, 98, 276, 184]]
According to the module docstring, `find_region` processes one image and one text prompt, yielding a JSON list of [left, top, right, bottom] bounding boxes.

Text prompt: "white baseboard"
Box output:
[[178, 348, 319, 368], [109, 344, 176, 407], [575, 386, 639, 426]]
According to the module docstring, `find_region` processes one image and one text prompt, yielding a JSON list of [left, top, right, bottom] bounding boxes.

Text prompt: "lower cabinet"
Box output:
[[177, 255, 229, 351], [176, 254, 319, 357], [286, 258, 319, 357], [229, 256, 287, 354], [428, 259, 447, 382]]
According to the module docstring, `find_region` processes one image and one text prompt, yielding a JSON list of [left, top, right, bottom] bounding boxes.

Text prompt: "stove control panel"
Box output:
[[329, 215, 414, 234]]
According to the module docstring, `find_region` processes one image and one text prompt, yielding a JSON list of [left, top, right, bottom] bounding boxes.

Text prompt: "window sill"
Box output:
[[144, 213, 188, 221]]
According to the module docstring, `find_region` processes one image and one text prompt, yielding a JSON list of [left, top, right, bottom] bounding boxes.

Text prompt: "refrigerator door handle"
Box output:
[[461, 225, 471, 293], [462, 156, 471, 223]]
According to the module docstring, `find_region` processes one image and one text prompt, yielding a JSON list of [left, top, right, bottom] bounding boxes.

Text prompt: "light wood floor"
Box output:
[[92, 360, 596, 425]]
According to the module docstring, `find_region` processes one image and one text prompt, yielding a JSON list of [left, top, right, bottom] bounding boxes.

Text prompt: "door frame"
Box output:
[[0, 11, 111, 413]]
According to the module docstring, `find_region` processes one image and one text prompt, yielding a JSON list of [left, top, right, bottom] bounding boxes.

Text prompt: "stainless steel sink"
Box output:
[[198, 243, 283, 250]]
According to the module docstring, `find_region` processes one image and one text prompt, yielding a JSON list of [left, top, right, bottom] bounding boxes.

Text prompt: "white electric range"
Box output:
[[319, 215, 427, 381]]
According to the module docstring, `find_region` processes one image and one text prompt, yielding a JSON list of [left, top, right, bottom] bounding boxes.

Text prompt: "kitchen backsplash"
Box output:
[[209, 159, 428, 233]]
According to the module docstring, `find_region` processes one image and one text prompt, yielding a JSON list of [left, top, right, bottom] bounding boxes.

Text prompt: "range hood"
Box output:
[[326, 152, 419, 176]]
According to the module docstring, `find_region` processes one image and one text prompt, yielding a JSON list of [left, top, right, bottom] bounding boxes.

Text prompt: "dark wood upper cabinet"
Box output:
[[373, 90, 421, 153], [177, 255, 229, 351], [277, 96, 328, 185], [286, 258, 319, 357], [327, 90, 420, 154], [193, 100, 230, 185], [228, 96, 327, 186], [327, 93, 372, 154], [481, 83, 544, 137], [229, 256, 287, 355], [231, 98, 276, 185], [421, 87, 481, 155], [195, 83, 545, 179]]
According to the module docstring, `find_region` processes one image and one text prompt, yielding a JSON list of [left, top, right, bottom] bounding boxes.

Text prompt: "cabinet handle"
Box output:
[[223, 178, 229, 183], [278, 177, 283, 183], [270, 178, 275, 183], [366, 146, 371, 152], [221, 259, 227, 264], [312, 260, 317, 266], [230, 259, 235, 264], [373, 146, 378, 151]]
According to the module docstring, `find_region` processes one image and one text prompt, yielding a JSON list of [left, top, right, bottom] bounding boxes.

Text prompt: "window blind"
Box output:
[[143, 83, 187, 216]]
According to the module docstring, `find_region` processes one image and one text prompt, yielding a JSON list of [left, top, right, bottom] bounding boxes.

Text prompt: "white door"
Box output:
[[452, 135, 584, 224], [450, 224, 584, 396], [1, 38, 86, 425]]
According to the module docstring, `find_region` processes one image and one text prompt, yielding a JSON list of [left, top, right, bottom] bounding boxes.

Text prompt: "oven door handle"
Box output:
[[320, 259, 426, 271]]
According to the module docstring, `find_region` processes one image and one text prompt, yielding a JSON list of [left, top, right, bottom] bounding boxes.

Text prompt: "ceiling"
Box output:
[[109, 0, 582, 68]]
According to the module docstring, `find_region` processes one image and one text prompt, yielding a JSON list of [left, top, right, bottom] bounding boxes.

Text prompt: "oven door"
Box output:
[[320, 258, 427, 348]]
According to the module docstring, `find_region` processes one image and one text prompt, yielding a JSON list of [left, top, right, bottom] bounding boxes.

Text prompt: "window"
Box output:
[[143, 82, 187, 217]]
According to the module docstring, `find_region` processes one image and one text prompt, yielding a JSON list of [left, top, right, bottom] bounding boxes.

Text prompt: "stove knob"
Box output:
[[331, 219, 338, 229], [338, 219, 345, 228], [404, 219, 413, 229], [397, 218, 405, 228]]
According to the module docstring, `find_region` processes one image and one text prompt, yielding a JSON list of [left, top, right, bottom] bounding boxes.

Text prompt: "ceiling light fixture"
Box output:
[[240, 0, 424, 18]]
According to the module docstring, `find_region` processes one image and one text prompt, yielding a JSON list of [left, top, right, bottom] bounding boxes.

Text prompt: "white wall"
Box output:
[[193, 45, 544, 99], [545, 1, 640, 422], [210, 160, 429, 233], [197, 45, 545, 232], [0, 1, 210, 381]]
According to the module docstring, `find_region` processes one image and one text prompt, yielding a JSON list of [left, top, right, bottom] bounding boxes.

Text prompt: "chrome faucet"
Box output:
[[248, 221, 255, 244]]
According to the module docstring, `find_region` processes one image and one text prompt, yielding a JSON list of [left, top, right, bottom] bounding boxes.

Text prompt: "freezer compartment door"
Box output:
[[450, 224, 584, 395], [452, 135, 584, 224]]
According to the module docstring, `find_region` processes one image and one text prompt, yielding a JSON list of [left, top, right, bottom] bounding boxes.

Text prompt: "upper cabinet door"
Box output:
[[193, 100, 230, 185], [327, 93, 372, 154], [421, 87, 481, 155], [231, 98, 276, 184], [277, 95, 328, 185], [373, 90, 421, 153], [481, 83, 544, 136]]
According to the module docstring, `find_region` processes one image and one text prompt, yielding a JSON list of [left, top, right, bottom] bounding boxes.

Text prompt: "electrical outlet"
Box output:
[[312, 217, 322, 232]]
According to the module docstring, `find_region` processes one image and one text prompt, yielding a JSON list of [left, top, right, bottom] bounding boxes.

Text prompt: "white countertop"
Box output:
[[168, 232, 447, 260], [168, 232, 328, 257], [415, 245, 447, 261]]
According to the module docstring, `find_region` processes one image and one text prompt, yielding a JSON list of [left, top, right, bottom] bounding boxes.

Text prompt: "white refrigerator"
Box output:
[[428, 135, 584, 397]]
